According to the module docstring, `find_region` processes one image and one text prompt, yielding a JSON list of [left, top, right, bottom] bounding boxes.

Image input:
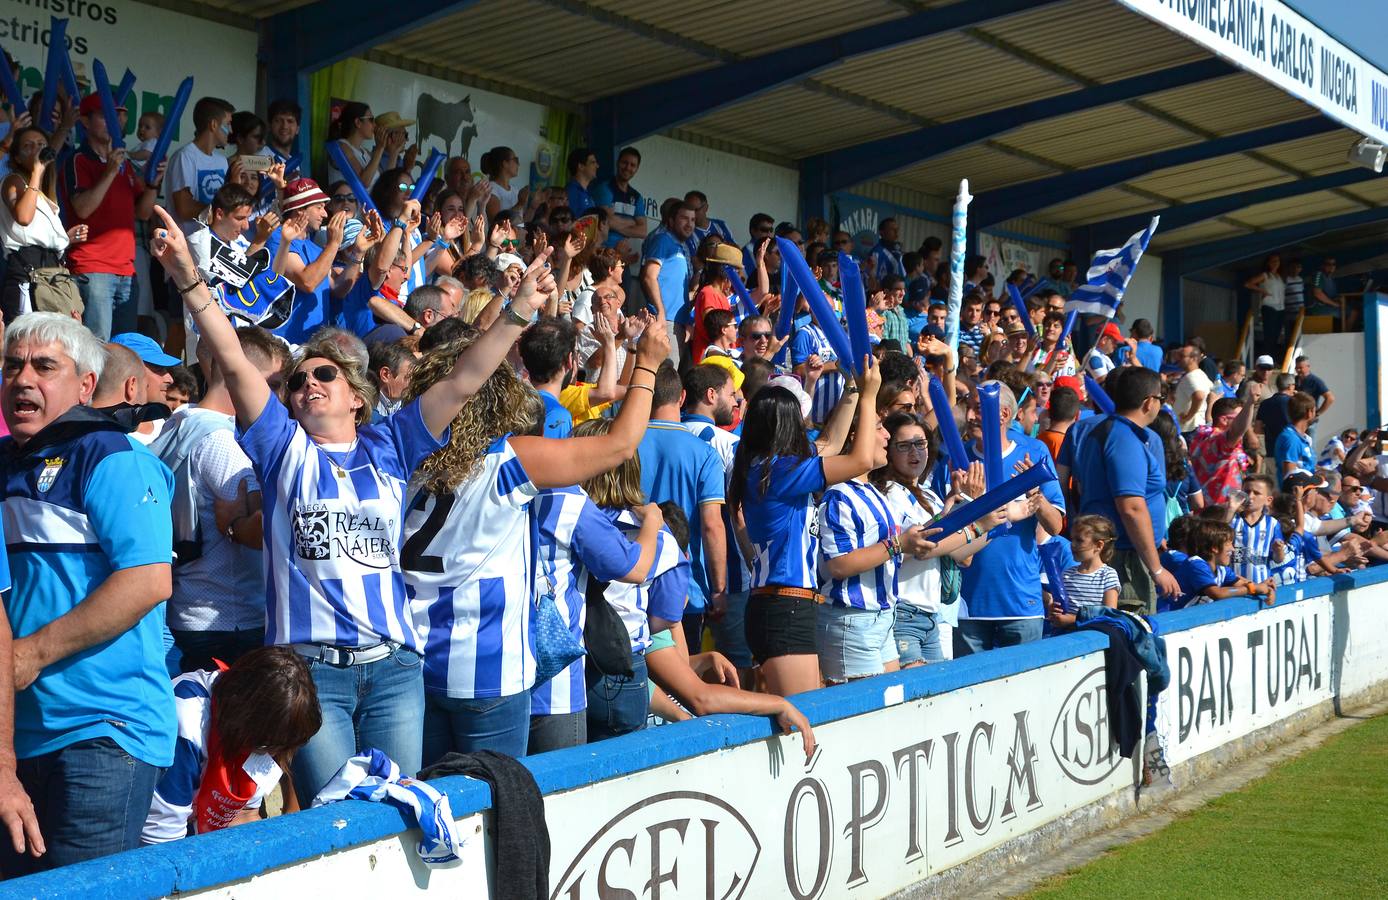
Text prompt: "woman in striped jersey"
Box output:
[[816, 415, 938, 684], [729, 357, 882, 697], [402, 316, 669, 763], [152, 207, 549, 799]]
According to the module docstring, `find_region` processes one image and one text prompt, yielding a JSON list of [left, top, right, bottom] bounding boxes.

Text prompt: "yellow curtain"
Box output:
[[308, 60, 365, 184]]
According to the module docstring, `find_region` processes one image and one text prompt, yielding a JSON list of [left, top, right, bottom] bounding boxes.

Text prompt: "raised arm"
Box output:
[[821, 359, 883, 486], [509, 322, 670, 488], [418, 248, 557, 437], [149, 206, 270, 427]]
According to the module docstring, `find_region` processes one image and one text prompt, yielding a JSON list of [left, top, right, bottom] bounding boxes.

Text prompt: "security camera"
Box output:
[[1348, 137, 1386, 173]]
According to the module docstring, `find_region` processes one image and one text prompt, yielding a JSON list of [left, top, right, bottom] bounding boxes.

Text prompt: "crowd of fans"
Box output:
[[0, 81, 1382, 880]]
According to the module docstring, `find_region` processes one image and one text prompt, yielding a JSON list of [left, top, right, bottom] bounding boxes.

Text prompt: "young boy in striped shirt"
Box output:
[[1233, 474, 1283, 583]]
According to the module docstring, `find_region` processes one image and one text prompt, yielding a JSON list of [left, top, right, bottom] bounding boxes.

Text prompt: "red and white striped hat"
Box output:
[[282, 178, 329, 213]]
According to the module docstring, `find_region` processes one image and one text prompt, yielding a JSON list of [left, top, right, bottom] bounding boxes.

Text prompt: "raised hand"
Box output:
[[512, 247, 557, 315], [280, 213, 306, 244], [253, 212, 280, 243]]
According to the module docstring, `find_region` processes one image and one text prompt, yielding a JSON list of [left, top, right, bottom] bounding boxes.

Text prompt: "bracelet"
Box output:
[[633, 364, 657, 378], [501, 303, 532, 327], [225, 515, 246, 539], [626, 383, 654, 395], [345, 254, 364, 265], [175, 275, 206, 296], [188, 294, 215, 315]]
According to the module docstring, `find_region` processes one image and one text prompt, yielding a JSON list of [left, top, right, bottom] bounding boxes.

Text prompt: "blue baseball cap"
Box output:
[[111, 332, 180, 368]]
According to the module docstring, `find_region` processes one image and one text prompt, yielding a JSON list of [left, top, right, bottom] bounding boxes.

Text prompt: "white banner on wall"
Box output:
[[1155, 597, 1332, 765], [1118, 0, 1388, 144], [546, 654, 1135, 900], [0, 0, 256, 144], [979, 233, 1042, 298]]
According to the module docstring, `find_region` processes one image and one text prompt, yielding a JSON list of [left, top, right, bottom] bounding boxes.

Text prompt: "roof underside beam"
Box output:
[[970, 117, 1343, 228], [588, 0, 1062, 149], [1087, 168, 1385, 247], [810, 57, 1233, 194], [1169, 205, 1388, 274], [262, 0, 482, 74]]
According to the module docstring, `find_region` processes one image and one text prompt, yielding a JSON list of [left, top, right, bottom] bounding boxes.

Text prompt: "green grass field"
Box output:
[[1024, 714, 1388, 898]]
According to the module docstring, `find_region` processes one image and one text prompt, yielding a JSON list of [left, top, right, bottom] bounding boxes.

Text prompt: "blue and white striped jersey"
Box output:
[[530, 486, 643, 716], [1233, 512, 1282, 582], [143, 670, 281, 844], [405, 436, 538, 700], [587, 508, 689, 654], [791, 324, 845, 425], [239, 396, 445, 652], [817, 480, 897, 610], [682, 415, 750, 593], [1060, 565, 1120, 611], [742, 456, 827, 591]]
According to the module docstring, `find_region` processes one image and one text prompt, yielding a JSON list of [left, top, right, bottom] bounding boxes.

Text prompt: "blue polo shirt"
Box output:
[[1, 411, 175, 765], [591, 177, 643, 248], [566, 180, 595, 217], [641, 231, 690, 321], [638, 420, 725, 611], [960, 435, 1066, 619], [540, 389, 572, 439], [1274, 427, 1315, 475], [264, 227, 337, 344], [1075, 414, 1167, 551]]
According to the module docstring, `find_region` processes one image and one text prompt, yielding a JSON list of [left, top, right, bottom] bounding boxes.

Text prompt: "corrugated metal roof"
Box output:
[[992, 103, 1197, 170], [1255, 129, 1363, 176], [1029, 188, 1160, 227], [1149, 220, 1246, 249], [1138, 73, 1312, 136], [1125, 156, 1292, 203], [679, 84, 914, 157], [887, 145, 1056, 196], [1233, 193, 1364, 228]]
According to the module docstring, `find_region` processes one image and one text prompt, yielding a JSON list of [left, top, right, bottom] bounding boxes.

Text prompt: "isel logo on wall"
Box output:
[[1051, 666, 1121, 785], [552, 791, 760, 900]]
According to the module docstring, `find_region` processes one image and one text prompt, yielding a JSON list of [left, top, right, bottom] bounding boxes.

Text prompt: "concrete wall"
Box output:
[[1297, 331, 1364, 446], [9, 570, 1388, 900]]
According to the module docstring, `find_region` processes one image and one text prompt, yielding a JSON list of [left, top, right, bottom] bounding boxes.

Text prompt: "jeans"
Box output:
[[423, 690, 531, 765], [79, 271, 137, 341], [527, 710, 588, 755], [0, 737, 161, 875], [587, 652, 649, 741], [290, 645, 425, 800], [171, 628, 266, 673], [816, 605, 896, 683], [894, 603, 943, 665], [709, 590, 753, 669], [954, 618, 1045, 657], [665, 319, 682, 365]]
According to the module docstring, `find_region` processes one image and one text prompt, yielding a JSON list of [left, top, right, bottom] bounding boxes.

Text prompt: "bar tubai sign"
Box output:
[[1117, 0, 1388, 145]]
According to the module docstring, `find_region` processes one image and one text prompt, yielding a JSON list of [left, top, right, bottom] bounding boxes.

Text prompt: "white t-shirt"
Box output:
[[1084, 346, 1116, 381], [883, 482, 944, 614], [1175, 368, 1214, 432], [166, 142, 228, 232], [1259, 272, 1286, 311]]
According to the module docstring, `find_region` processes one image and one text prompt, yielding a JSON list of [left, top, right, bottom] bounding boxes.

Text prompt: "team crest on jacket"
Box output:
[[37, 457, 64, 493]]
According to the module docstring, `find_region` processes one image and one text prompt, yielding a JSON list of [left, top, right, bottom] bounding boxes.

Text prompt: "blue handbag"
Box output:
[[530, 517, 584, 686]]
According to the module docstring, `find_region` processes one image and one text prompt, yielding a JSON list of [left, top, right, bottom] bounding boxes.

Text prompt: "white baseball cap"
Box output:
[[1255, 354, 1275, 368]]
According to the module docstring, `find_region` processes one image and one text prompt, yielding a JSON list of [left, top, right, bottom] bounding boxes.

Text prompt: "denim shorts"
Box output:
[[709, 591, 753, 669], [894, 603, 943, 665], [745, 590, 819, 663], [816, 604, 896, 683]]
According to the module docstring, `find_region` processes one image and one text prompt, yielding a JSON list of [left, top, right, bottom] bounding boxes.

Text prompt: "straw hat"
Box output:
[[701, 243, 744, 270]]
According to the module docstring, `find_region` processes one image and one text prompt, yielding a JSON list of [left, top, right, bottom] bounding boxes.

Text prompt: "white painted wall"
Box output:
[[1297, 332, 1364, 446], [1122, 252, 1162, 334]]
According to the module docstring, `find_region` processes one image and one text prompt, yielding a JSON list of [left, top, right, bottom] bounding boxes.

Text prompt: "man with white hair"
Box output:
[[0, 312, 175, 873]]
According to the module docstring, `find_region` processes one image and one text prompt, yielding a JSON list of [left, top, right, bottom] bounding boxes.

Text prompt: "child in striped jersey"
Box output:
[[1052, 515, 1120, 627], [1233, 474, 1283, 583], [1170, 519, 1276, 610]]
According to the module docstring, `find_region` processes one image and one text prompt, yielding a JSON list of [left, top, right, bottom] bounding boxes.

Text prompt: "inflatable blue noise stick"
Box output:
[[90, 60, 125, 152], [114, 69, 136, 108], [1007, 281, 1035, 337], [928, 375, 969, 474], [725, 265, 758, 320], [1085, 372, 1116, 414], [928, 455, 1057, 541], [1047, 309, 1078, 368], [144, 76, 193, 184], [774, 262, 798, 368], [40, 17, 73, 131], [943, 178, 972, 364], [325, 140, 380, 217], [838, 251, 871, 376], [777, 236, 855, 375], [410, 149, 446, 202], [1040, 541, 1074, 615], [0, 41, 26, 111], [979, 381, 1005, 492]]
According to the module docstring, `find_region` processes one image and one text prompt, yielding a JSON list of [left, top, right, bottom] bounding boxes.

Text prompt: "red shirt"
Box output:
[[61, 144, 146, 276], [690, 284, 730, 362]]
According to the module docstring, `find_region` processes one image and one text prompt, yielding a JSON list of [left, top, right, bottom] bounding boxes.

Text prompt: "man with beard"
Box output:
[[639, 362, 728, 652], [640, 199, 695, 363]]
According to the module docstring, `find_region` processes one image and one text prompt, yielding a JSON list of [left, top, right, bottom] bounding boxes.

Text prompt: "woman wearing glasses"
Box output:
[[326, 102, 402, 191], [370, 167, 440, 299], [872, 413, 1011, 665], [149, 205, 557, 799]]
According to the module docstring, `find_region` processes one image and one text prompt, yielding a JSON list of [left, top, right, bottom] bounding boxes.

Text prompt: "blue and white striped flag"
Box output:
[[1065, 216, 1160, 319]]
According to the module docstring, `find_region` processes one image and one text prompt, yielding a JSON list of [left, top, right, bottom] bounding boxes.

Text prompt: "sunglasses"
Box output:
[[396, 182, 415, 192], [501, 239, 521, 248], [892, 440, 928, 453], [288, 365, 340, 393], [746, 331, 773, 340], [331, 194, 357, 203]]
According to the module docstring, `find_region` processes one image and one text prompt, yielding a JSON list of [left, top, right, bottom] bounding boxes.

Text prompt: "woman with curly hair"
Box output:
[[150, 205, 557, 799], [403, 311, 669, 761]]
